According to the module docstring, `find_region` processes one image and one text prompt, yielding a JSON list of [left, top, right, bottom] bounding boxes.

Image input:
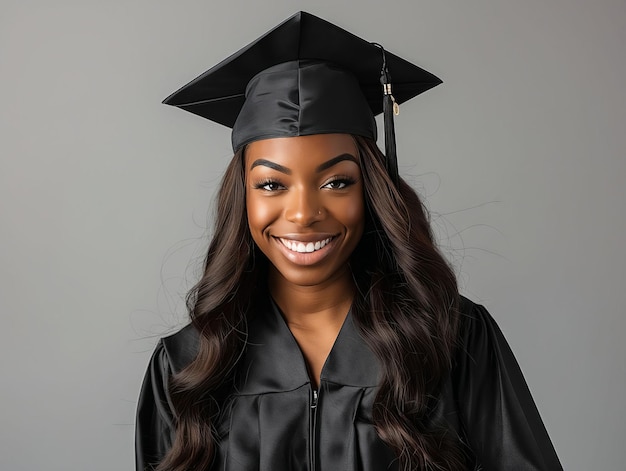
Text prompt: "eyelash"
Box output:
[[251, 176, 357, 192], [252, 178, 286, 192], [321, 176, 357, 189]]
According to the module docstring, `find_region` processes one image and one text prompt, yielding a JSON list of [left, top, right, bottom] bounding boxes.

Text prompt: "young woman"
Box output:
[[136, 12, 562, 471]]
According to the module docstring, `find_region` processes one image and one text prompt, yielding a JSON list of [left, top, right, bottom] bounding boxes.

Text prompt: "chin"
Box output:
[[270, 264, 350, 289]]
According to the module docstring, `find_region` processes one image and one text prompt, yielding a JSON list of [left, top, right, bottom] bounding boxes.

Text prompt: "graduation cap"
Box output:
[[163, 11, 441, 185]]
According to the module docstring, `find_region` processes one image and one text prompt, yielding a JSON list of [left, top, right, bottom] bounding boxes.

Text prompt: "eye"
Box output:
[[322, 177, 356, 190], [253, 179, 286, 192]]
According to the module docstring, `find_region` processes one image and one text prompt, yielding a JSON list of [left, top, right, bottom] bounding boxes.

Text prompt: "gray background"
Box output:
[[1, 0, 624, 470]]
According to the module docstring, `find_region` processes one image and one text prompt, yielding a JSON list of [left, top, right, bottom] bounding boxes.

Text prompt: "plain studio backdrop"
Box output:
[[1, 1, 624, 469]]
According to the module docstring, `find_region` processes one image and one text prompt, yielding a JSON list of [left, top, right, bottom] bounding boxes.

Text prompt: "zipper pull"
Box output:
[[311, 389, 318, 409]]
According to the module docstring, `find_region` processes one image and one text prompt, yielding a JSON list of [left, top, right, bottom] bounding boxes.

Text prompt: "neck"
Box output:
[[268, 266, 355, 330]]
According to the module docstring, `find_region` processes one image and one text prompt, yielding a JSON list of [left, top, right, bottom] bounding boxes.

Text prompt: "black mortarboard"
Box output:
[[163, 11, 441, 184]]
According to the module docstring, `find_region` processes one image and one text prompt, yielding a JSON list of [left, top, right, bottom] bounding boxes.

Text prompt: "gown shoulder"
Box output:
[[135, 324, 199, 471], [452, 296, 563, 470]]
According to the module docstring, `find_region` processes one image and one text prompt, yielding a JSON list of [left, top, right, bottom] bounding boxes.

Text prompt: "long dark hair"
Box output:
[[157, 136, 465, 471]]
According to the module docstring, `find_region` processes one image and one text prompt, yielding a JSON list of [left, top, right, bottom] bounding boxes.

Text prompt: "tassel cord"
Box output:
[[372, 42, 400, 188]]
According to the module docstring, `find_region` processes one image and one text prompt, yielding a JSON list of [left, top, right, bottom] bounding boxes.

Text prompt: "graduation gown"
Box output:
[[135, 297, 562, 470]]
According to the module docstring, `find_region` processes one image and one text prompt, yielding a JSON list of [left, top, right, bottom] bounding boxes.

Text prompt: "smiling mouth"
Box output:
[[278, 237, 334, 253]]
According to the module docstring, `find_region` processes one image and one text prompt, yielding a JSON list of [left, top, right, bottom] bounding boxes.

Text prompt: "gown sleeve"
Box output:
[[454, 300, 563, 470], [135, 340, 176, 471]]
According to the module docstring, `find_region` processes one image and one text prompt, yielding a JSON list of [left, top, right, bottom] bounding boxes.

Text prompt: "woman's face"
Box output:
[[245, 133, 364, 288]]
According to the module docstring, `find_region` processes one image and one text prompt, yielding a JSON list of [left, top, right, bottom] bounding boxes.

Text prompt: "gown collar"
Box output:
[[235, 298, 380, 395]]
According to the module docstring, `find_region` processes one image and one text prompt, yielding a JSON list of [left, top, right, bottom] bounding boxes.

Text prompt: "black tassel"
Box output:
[[373, 43, 400, 187]]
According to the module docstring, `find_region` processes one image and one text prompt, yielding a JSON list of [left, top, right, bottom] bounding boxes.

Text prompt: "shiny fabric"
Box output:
[[136, 297, 563, 470], [231, 61, 377, 151], [162, 11, 442, 151]]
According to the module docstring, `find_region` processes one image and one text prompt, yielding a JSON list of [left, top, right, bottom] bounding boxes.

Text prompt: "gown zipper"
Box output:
[[310, 387, 319, 471]]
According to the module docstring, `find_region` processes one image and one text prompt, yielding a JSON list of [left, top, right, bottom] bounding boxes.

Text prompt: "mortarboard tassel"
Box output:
[[374, 43, 400, 187]]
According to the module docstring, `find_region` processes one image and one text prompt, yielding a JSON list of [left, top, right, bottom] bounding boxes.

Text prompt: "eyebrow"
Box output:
[[250, 159, 291, 174], [315, 153, 358, 172], [250, 153, 358, 174]]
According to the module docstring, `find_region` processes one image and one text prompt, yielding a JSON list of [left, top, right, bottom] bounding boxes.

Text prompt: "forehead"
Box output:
[[245, 134, 358, 169]]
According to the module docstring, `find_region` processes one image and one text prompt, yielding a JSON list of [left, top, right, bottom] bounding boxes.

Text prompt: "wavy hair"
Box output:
[[156, 136, 465, 471]]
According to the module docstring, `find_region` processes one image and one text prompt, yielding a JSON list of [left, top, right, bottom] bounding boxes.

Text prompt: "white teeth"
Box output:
[[280, 237, 332, 253]]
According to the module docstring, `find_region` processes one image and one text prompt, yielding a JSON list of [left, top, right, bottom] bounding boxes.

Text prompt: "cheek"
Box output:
[[332, 193, 365, 234], [246, 194, 279, 238], [346, 200, 365, 227]]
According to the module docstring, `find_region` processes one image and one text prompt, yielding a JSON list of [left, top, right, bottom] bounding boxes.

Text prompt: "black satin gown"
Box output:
[[135, 297, 562, 470]]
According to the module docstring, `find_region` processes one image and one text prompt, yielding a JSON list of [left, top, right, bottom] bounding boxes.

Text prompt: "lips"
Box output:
[[271, 234, 338, 266], [279, 237, 333, 253]]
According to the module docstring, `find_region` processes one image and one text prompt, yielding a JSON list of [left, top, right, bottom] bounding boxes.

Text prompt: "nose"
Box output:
[[284, 186, 323, 227]]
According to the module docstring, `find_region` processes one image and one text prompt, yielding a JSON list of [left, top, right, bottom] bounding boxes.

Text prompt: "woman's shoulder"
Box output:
[[458, 295, 491, 321], [457, 295, 501, 345], [451, 297, 564, 469], [452, 295, 535, 400], [153, 323, 200, 375], [454, 295, 518, 371]]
